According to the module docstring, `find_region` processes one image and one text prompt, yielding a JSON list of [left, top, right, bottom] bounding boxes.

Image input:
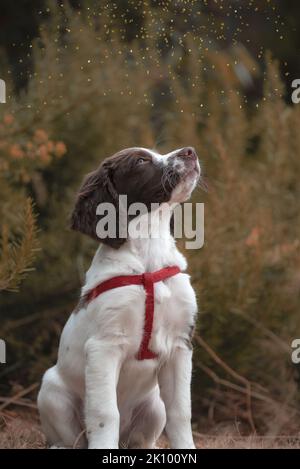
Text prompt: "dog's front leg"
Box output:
[[85, 338, 123, 449], [158, 347, 195, 449]]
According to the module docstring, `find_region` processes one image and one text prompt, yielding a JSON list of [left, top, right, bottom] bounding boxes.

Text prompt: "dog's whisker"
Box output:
[[197, 176, 209, 193]]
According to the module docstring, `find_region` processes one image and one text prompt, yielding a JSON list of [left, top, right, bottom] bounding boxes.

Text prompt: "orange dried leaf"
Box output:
[[245, 227, 260, 247]]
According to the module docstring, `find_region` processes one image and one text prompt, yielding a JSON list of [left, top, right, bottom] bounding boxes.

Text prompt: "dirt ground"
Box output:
[[1, 409, 300, 449]]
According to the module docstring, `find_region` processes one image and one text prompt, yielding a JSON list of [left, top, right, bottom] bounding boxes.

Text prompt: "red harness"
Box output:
[[86, 265, 181, 360]]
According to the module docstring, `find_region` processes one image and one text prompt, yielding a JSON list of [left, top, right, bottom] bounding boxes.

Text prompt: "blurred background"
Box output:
[[0, 0, 300, 447]]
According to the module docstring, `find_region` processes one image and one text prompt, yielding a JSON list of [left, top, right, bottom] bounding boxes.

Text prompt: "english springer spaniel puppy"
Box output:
[[38, 147, 200, 449]]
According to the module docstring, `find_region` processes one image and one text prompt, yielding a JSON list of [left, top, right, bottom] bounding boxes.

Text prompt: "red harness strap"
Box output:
[[86, 265, 181, 360]]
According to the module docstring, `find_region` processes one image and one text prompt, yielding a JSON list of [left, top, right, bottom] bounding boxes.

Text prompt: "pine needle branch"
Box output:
[[0, 198, 39, 292]]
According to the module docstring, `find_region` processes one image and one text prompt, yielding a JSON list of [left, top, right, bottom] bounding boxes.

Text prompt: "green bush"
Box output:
[[0, 5, 299, 434]]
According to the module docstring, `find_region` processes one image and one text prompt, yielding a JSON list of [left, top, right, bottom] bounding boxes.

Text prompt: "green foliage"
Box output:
[[0, 5, 299, 433], [0, 199, 39, 292]]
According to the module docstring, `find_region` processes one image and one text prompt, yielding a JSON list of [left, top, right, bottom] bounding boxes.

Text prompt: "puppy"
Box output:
[[38, 146, 200, 449]]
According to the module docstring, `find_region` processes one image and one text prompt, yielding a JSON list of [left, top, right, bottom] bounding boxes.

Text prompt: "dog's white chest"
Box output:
[[150, 274, 197, 357]]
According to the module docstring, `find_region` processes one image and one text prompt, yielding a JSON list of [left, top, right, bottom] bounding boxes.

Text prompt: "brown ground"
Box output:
[[1, 409, 300, 449]]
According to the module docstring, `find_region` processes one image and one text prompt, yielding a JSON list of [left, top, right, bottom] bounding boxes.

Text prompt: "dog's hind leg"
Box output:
[[127, 387, 166, 449], [38, 366, 86, 448]]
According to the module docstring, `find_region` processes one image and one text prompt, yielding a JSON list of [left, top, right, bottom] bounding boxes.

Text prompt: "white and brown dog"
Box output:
[[38, 147, 200, 449]]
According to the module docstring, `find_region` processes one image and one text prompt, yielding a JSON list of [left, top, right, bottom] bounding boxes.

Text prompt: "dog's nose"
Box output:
[[177, 147, 197, 160]]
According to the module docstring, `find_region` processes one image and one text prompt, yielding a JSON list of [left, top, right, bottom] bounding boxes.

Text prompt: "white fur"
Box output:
[[38, 148, 199, 449]]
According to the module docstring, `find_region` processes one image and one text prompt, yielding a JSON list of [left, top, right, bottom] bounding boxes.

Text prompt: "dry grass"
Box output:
[[0, 411, 45, 449], [1, 410, 300, 449]]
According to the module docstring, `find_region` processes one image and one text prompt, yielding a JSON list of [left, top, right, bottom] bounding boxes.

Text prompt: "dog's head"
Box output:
[[71, 147, 200, 248]]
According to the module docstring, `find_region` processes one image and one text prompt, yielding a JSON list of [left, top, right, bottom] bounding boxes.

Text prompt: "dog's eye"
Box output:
[[137, 157, 147, 164]]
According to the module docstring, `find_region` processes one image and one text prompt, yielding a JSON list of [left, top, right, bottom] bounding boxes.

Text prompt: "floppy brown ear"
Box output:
[[70, 162, 125, 249]]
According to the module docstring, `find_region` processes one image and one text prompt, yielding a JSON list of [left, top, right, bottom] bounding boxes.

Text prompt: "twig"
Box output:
[[0, 383, 39, 411], [198, 363, 270, 404], [230, 308, 291, 353], [3, 312, 47, 332], [196, 362, 300, 417], [192, 430, 300, 440], [73, 429, 86, 449], [0, 397, 37, 410], [194, 334, 256, 432]]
